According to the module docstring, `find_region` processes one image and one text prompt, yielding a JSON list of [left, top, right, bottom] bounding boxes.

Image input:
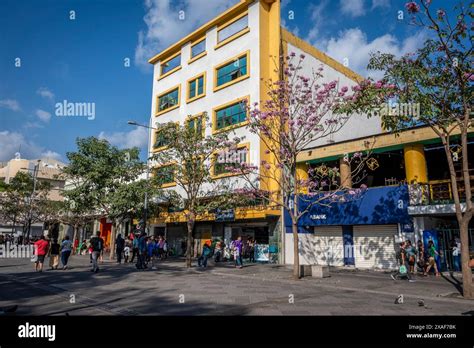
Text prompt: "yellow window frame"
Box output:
[[186, 113, 206, 138], [159, 51, 182, 80], [155, 84, 181, 117], [213, 50, 250, 92], [152, 163, 177, 188], [186, 72, 206, 104], [215, 11, 250, 50], [152, 122, 179, 153], [211, 142, 250, 180], [188, 37, 207, 64], [212, 96, 250, 135]]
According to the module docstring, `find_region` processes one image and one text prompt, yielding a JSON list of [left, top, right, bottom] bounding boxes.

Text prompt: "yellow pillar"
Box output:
[[296, 162, 309, 193], [404, 144, 428, 184], [339, 158, 352, 188]]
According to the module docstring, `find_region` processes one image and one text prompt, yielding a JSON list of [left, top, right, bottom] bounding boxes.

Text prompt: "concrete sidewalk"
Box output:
[[0, 256, 472, 315]]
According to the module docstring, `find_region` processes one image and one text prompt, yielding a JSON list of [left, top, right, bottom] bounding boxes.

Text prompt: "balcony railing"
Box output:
[[409, 177, 474, 206]]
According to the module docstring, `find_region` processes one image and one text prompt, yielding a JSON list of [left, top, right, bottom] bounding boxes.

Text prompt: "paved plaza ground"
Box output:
[[0, 255, 473, 316]]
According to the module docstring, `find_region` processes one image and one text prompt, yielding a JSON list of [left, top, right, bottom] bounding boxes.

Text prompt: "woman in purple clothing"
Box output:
[[233, 236, 243, 269]]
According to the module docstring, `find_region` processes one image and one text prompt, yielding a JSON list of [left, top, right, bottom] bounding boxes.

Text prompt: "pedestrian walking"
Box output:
[[33, 235, 49, 272], [90, 232, 104, 273], [424, 240, 441, 277], [136, 232, 147, 270], [131, 233, 139, 263], [73, 238, 79, 255], [214, 239, 223, 263], [116, 233, 125, 264], [60, 236, 73, 270], [416, 239, 426, 274], [198, 243, 212, 268], [405, 240, 416, 274], [49, 239, 60, 270], [248, 238, 255, 263], [391, 242, 409, 280], [233, 236, 243, 269]]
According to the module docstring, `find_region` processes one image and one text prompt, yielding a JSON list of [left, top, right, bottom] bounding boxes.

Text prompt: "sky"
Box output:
[[0, 0, 441, 163]]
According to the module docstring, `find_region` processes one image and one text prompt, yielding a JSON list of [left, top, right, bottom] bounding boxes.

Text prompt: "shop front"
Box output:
[[284, 185, 412, 270]]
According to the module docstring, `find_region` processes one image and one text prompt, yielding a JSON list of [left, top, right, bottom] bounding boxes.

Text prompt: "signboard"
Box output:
[[255, 244, 269, 262], [215, 209, 235, 222], [284, 185, 411, 229]]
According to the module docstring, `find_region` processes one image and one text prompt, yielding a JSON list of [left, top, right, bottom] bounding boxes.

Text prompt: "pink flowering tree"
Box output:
[[231, 54, 370, 279], [338, 1, 473, 297]]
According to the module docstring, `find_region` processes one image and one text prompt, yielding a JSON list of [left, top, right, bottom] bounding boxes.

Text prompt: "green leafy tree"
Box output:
[[62, 137, 146, 258], [151, 113, 241, 268], [338, 1, 473, 297]]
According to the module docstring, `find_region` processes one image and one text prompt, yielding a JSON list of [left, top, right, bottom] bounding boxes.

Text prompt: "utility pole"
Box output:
[[127, 120, 157, 235], [23, 160, 41, 242]]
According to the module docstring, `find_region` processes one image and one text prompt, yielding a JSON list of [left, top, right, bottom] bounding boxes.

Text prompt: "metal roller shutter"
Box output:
[[353, 225, 398, 269], [309, 226, 344, 266]]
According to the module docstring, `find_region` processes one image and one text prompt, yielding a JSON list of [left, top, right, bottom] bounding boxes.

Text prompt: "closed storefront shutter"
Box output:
[[353, 225, 398, 269], [301, 226, 344, 266]]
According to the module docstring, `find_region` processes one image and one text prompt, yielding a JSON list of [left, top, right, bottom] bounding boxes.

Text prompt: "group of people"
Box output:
[[32, 235, 74, 272], [396, 239, 444, 279], [198, 236, 257, 269], [115, 232, 169, 270]]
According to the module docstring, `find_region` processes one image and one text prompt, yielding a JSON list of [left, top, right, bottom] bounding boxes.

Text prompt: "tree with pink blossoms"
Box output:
[[232, 54, 371, 279], [338, 1, 473, 298]]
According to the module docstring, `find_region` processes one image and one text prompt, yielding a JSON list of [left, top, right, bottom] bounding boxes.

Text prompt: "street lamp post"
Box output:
[[127, 120, 157, 235]]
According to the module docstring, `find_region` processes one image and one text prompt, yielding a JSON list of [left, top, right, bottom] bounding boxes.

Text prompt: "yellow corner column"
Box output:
[[339, 158, 352, 188], [259, 0, 281, 197], [296, 162, 309, 193], [404, 144, 428, 184]]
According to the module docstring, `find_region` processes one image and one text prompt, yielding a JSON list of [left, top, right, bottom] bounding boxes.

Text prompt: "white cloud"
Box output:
[[371, 0, 391, 10], [23, 122, 44, 129], [35, 109, 51, 123], [98, 126, 148, 149], [0, 131, 62, 162], [135, 0, 237, 71], [0, 99, 21, 112], [36, 87, 55, 101], [319, 28, 427, 79], [304, 0, 329, 43], [340, 0, 365, 18], [40, 150, 62, 161]]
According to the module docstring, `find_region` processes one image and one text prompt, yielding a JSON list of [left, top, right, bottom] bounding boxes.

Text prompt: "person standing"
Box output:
[[49, 239, 60, 270], [60, 236, 73, 270], [198, 243, 212, 268], [424, 240, 441, 277], [90, 232, 104, 273], [136, 232, 147, 270], [417, 239, 426, 274], [73, 238, 79, 255], [131, 233, 139, 263], [233, 236, 243, 269], [33, 235, 49, 272], [248, 238, 255, 263], [405, 240, 416, 274], [451, 237, 461, 272], [116, 233, 125, 264], [214, 240, 223, 263]]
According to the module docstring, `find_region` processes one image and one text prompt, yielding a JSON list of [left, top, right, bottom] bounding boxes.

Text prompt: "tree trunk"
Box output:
[[459, 221, 473, 298], [109, 222, 117, 260], [292, 221, 300, 279], [72, 224, 78, 254], [186, 218, 195, 268]]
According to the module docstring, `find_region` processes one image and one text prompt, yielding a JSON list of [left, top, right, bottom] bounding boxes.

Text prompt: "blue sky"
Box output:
[[0, 0, 435, 162]]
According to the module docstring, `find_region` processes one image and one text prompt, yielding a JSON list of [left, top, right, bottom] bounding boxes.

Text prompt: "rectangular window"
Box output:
[[191, 39, 206, 58], [187, 73, 206, 102], [215, 52, 249, 90], [154, 165, 175, 186], [157, 86, 180, 114], [214, 145, 248, 176], [214, 99, 248, 131], [187, 115, 204, 137], [217, 15, 248, 43], [160, 53, 181, 76], [153, 131, 171, 150]]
